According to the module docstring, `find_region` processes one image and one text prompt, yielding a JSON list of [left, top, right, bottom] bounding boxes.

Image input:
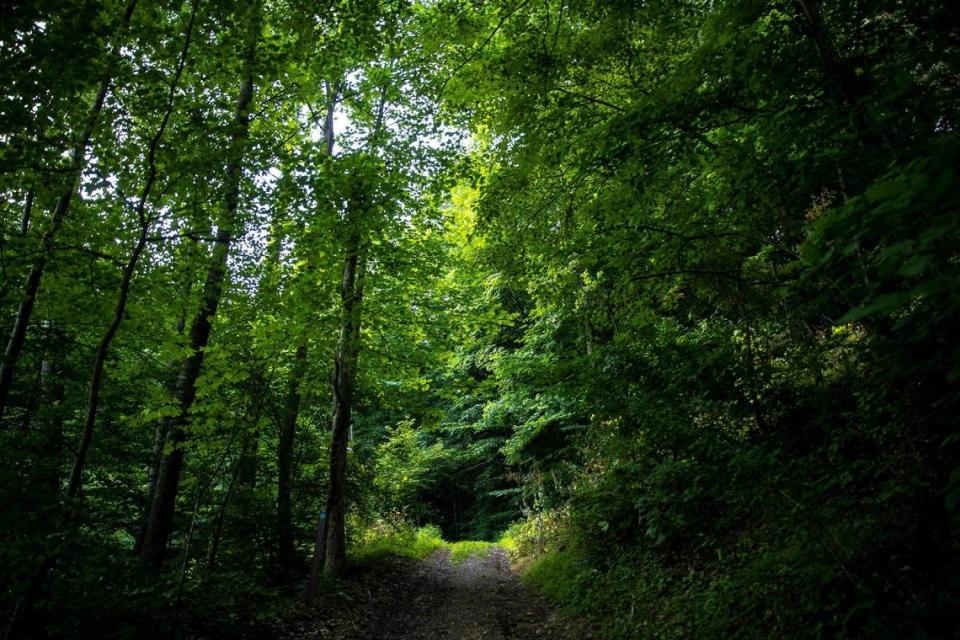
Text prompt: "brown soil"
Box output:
[[280, 548, 591, 640]]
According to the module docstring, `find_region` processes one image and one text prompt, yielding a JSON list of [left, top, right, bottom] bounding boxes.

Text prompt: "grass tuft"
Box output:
[[447, 540, 493, 564], [352, 523, 495, 565], [352, 524, 445, 563]]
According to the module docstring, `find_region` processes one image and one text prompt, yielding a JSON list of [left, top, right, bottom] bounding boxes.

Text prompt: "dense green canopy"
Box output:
[[1, 0, 958, 638]]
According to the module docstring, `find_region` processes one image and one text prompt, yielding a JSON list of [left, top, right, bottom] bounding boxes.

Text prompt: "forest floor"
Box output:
[[278, 547, 591, 640]]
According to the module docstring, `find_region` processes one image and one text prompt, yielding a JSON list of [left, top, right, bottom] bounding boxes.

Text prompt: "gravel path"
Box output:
[[282, 547, 589, 640]]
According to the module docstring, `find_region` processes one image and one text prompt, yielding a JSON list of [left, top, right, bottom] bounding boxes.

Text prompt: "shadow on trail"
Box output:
[[285, 547, 590, 640]]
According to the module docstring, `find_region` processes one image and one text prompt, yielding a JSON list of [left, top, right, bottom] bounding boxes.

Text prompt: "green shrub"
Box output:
[[352, 523, 445, 563]]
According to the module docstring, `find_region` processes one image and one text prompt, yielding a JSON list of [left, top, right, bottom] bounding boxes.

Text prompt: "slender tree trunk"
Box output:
[[322, 202, 366, 577], [136, 413, 172, 552], [17, 360, 43, 434], [313, 81, 383, 579], [140, 202, 236, 573], [68, 0, 198, 504], [173, 453, 225, 626], [237, 387, 261, 486], [791, 0, 847, 85], [36, 322, 65, 499], [258, 201, 294, 572], [305, 509, 327, 604], [206, 441, 246, 579], [140, 10, 259, 572], [277, 81, 340, 577], [0, 190, 36, 322], [0, 321, 67, 640], [0, 0, 138, 420], [277, 342, 307, 575], [136, 291, 190, 552], [790, 0, 880, 147], [19, 189, 33, 236]]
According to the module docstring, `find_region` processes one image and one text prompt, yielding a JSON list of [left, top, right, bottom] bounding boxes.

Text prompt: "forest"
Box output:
[[1, 0, 958, 638]]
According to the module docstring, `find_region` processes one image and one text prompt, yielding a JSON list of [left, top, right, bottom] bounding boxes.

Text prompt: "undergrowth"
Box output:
[[351, 523, 494, 565], [352, 523, 446, 563]]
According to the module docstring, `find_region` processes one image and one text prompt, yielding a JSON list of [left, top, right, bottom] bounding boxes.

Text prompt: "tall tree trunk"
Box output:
[[68, 0, 198, 504], [2, 325, 66, 640], [136, 271, 193, 552], [790, 0, 877, 143], [260, 204, 289, 569], [36, 322, 65, 499], [313, 81, 383, 580], [277, 81, 339, 578], [237, 380, 262, 486], [790, 0, 897, 190], [206, 436, 248, 579], [322, 201, 366, 577], [276, 343, 307, 575], [17, 360, 43, 434], [140, 10, 259, 572], [0, 0, 138, 420], [0, 190, 34, 303], [305, 508, 327, 604], [19, 189, 34, 237], [791, 0, 847, 87], [2, 13, 197, 634]]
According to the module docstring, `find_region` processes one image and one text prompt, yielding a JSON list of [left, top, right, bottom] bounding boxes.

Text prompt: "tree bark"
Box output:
[[36, 322, 65, 499], [206, 439, 246, 579], [277, 342, 307, 575], [237, 384, 261, 486], [277, 81, 340, 578], [315, 81, 382, 579], [322, 198, 366, 576], [790, 0, 870, 128], [136, 279, 192, 552], [68, 0, 198, 504], [0, 0, 138, 420], [136, 411, 172, 552], [140, 9, 259, 572], [0, 190, 34, 304], [19, 189, 33, 237], [16, 361, 43, 434], [305, 507, 327, 604]]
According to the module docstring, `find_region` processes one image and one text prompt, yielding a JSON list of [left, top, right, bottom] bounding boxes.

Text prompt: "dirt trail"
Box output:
[[284, 547, 589, 640]]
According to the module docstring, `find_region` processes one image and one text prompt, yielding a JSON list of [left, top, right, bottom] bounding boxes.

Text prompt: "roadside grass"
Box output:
[[352, 524, 495, 565], [352, 524, 446, 563], [447, 540, 493, 564]]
